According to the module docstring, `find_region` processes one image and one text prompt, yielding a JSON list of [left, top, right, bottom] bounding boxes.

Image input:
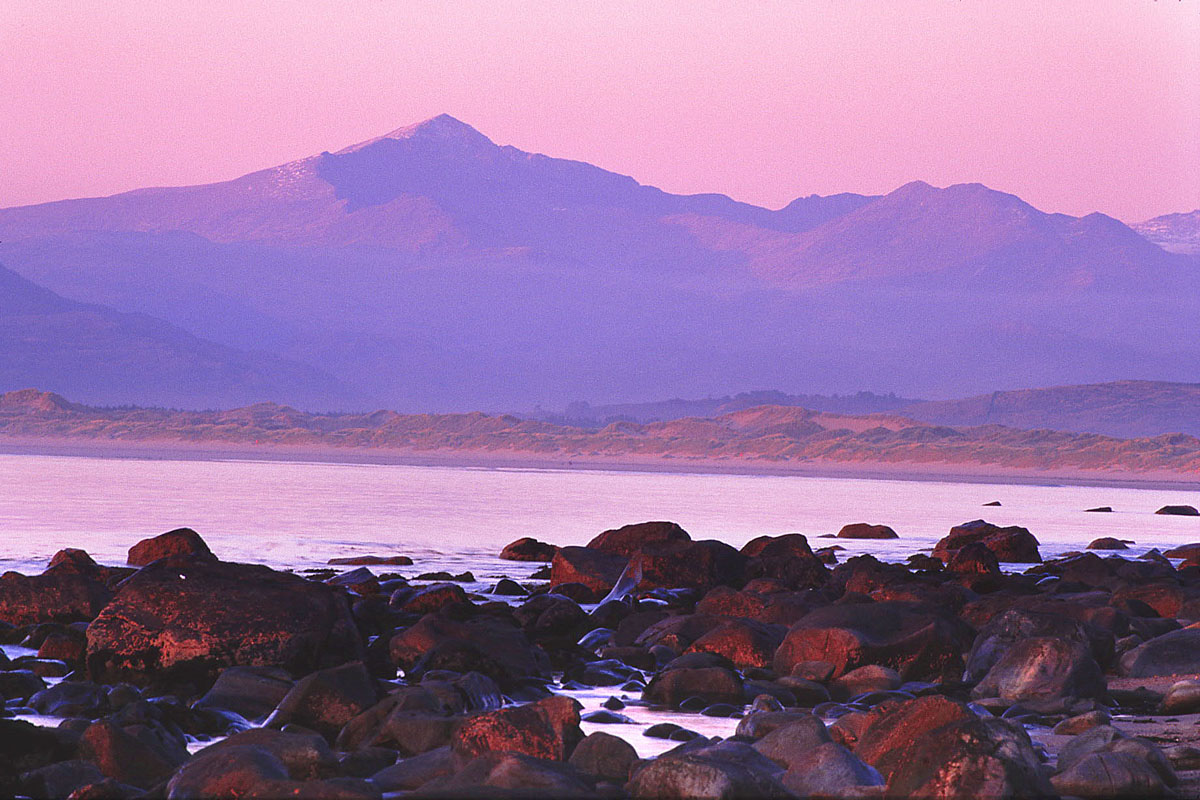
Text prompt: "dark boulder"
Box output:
[[964, 607, 1110, 682], [567, 731, 637, 783], [430, 752, 593, 796], [77, 717, 188, 790], [742, 534, 829, 590], [1120, 628, 1200, 677], [1157, 505, 1199, 516], [190, 727, 337, 781], [642, 665, 745, 708], [588, 521, 691, 558], [451, 695, 583, 762], [18, 760, 106, 800], [499, 537, 558, 562], [0, 720, 76, 796], [264, 661, 379, 741], [370, 746, 453, 792], [30, 680, 111, 718], [549, 546, 627, 596], [193, 665, 294, 721], [628, 740, 791, 799], [86, 559, 362, 692], [391, 583, 467, 615], [328, 555, 412, 566], [127, 528, 216, 567], [779, 742, 884, 798], [389, 613, 551, 690], [837, 523, 898, 540], [1088, 537, 1129, 550], [933, 519, 1041, 563], [0, 557, 113, 626], [634, 539, 747, 591], [946, 541, 1001, 575], [164, 744, 291, 799], [773, 601, 973, 682], [971, 637, 1106, 712]]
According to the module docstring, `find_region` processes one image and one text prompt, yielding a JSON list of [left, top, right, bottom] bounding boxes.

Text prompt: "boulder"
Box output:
[[1157, 505, 1199, 516], [971, 637, 1105, 712], [779, 742, 884, 798], [1052, 751, 1170, 798], [1055, 725, 1177, 794], [499, 537, 558, 562], [643, 665, 745, 708], [741, 534, 830, 590], [854, 696, 976, 772], [86, 559, 362, 692], [567, 731, 637, 783], [389, 613, 551, 690], [30, 681, 111, 718], [0, 558, 113, 626], [634, 539, 747, 591], [1088, 537, 1129, 550], [752, 716, 833, 768], [370, 746, 453, 792], [946, 541, 1001, 575], [193, 665, 294, 721], [837, 523, 898, 540], [550, 547, 628, 596], [77, 717, 188, 790], [190, 727, 337, 781], [684, 619, 786, 669], [392, 583, 467, 615], [164, 744, 290, 799], [451, 695, 582, 762], [431, 752, 593, 796], [962, 605, 1116, 680], [265, 661, 379, 741], [1162, 680, 1200, 714], [628, 741, 792, 799], [773, 601, 972, 682], [0, 720, 76, 796], [933, 519, 1041, 563], [587, 521, 691, 558], [127, 528, 216, 566], [1120, 628, 1200, 677], [328, 555, 412, 566], [18, 760, 105, 800]]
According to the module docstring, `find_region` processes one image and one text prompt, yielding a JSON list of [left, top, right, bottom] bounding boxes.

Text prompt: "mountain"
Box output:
[[1132, 210, 1200, 255], [1, 389, 1197, 478], [902, 380, 1200, 439], [0, 115, 1196, 410], [0, 263, 348, 409]]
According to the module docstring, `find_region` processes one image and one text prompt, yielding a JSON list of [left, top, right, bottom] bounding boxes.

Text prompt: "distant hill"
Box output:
[[901, 380, 1200, 439], [0, 114, 1196, 410], [1132, 210, 1200, 255], [0, 263, 349, 409], [0, 390, 1196, 478]]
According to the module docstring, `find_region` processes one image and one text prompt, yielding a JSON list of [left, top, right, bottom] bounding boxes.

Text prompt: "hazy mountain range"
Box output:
[[0, 114, 1196, 415], [1, 389, 1196, 478]]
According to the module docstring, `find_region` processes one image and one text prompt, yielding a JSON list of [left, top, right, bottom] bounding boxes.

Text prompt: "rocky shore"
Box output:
[[4, 520, 1200, 798]]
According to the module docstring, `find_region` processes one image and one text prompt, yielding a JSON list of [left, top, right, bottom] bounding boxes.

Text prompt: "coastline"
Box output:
[[2, 435, 1198, 491]]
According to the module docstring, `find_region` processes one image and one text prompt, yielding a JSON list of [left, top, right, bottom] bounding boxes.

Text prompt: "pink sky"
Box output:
[[2, 1, 1197, 221]]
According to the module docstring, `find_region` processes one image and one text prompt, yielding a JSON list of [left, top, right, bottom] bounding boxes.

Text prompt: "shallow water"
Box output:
[[0, 453, 1197, 576]]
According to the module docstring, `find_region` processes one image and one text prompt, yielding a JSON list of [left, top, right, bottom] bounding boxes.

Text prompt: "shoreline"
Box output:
[[2, 435, 1199, 491]]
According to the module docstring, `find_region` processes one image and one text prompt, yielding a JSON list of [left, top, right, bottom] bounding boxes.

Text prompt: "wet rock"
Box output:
[[38, 629, 87, 665], [1157, 505, 1199, 516], [1120, 628, 1200, 677], [0, 669, 46, 701], [780, 741, 884, 798], [514, 593, 588, 643], [127, 528, 216, 567], [933, 519, 1042, 563], [775, 675, 830, 706], [1161, 679, 1200, 714], [964, 607, 1108, 683], [19, 760, 105, 800], [946, 541, 1001, 575], [1052, 751, 1169, 798], [265, 661, 379, 741], [550, 546, 628, 596], [433, 751, 593, 796], [581, 709, 633, 724], [588, 521, 691, 558], [30, 681, 111, 718], [1053, 709, 1111, 735], [568, 731, 637, 783], [389, 613, 551, 690], [684, 619, 786, 669], [1088, 537, 1130, 550], [628, 740, 791, 799], [77, 717, 187, 790], [633, 539, 747, 592], [854, 695, 975, 771], [1165, 542, 1200, 560], [1055, 726, 1176, 797], [774, 601, 972, 682], [642, 665, 745, 708], [0, 556, 113, 626], [392, 582, 467, 615], [328, 568, 380, 595], [971, 637, 1105, 713], [193, 665, 294, 721], [492, 578, 527, 596], [370, 746, 453, 792], [837, 523, 898, 540], [752, 715, 833, 767], [328, 555, 412, 566], [192, 727, 337, 780], [1113, 581, 1191, 619], [451, 695, 583, 762], [635, 614, 724, 653], [499, 537, 559, 562], [165, 744, 291, 799], [830, 664, 902, 700], [0, 720, 76, 796], [86, 559, 362, 692], [741, 534, 830, 590]]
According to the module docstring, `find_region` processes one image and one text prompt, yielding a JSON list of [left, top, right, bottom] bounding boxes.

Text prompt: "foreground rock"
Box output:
[[87, 558, 362, 692], [933, 519, 1042, 563], [0, 550, 113, 625]]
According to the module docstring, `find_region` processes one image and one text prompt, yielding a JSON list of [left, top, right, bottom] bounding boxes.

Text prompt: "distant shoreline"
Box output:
[[1, 436, 1198, 491]]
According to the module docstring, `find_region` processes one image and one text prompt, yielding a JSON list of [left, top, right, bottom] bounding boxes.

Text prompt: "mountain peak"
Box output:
[[334, 114, 495, 156]]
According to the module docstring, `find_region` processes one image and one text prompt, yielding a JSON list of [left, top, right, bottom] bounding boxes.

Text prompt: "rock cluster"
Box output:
[[3, 520, 1200, 798]]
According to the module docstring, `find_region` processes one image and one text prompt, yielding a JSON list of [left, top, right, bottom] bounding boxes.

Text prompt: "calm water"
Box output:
[[1, 452, 1198, 577]]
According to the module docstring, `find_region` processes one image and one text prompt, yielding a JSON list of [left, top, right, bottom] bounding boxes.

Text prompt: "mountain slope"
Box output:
[[1132, 210, 1200, 255], [0, 264, 349, 409]]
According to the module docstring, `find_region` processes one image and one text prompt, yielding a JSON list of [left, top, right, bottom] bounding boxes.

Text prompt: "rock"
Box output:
[[837, 523, 898, 540], [1161, 679, 1200, 714], [77, 717, 187, 790], [1088, 537, 1129, 550], [30, 681, 111, 718], [0, 720, 76, 796], [193, 665, 295, 721], [392, 583, 467, 615], [0, 558, 113, 626], [86, 559, 362, 692], [492, 578, 527, 596], [854, 696, 974, 767], [774, 602, 972, 682], [370, 746, 453, 792], [127, 528, 216, 566], [963, 607, 1108, 683], [933, 519, 1042, 563], [451, 695, 583, 762], [642, 666, 745, 708], [327, 568, 380, 595], [19, 760, 106, 800], [1052, 751, 1170, 798], [1113, 582, 1190, 619], [550, 546, 628, 596], [780, 742, 884, 798], [633, 539, 747, 591], [735, 710, 817, 740], [588, 521, 691, 558], [684, 619, 786, 669], [831, 664, 902, 700], [165, 744, 290, 799], [1053, 709, 1111, 735], [264, 661, 379, 741], [1120, 628, 1200, 677], [581, 709, 633, 724], [514, 593, 588, 643], [568, 731, 637, 783], [389, 613, 551, 690], [1165, 543, 1200, 560], [741, 534, 830, 590], [191, 727, 337, 781], [1085, 506, 1114, 512], [433, 752, 593, 796], [752, 716, 833, 767], [628, 741, 791, 799], [499, 537, 559, 562], [946, 541, 1001, 575], [983, 501, 1002, 507], [327, 555, 412, 566], [0, 669, 46, 701], [971, 637, 1105, 713], [1157, 505, 1199, 516], [775, 676, 830, 706]]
